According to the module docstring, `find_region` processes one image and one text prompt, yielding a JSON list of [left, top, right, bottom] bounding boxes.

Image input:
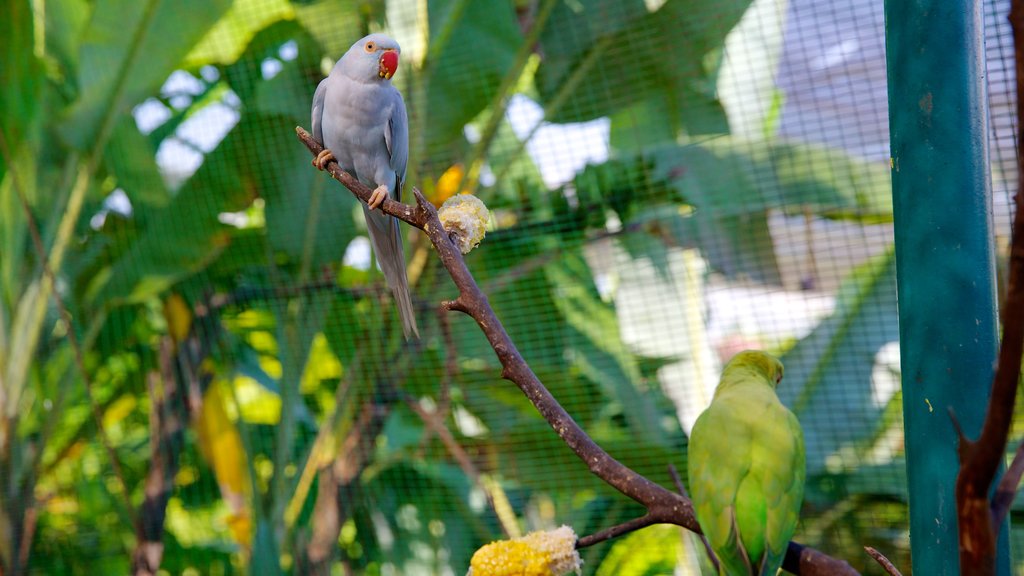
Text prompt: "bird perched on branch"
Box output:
[[311, 33, 418, 338], [688, 350, 805, 575]]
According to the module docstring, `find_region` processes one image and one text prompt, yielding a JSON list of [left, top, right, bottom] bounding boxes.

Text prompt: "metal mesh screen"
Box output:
[[1, 0, 1020, 574]]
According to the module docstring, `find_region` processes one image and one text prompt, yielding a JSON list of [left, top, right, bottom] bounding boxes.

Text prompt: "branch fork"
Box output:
[[296, 125, 860, 575]]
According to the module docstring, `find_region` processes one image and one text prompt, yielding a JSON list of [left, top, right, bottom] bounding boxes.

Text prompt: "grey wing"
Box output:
[[383, 88, 410, 201], [311, 78, 329, 144]]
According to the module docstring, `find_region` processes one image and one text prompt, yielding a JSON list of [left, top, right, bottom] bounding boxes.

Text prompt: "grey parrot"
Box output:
[[311, 33, 418, 338]]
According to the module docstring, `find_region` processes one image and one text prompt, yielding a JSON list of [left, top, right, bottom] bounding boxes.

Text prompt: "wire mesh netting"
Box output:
[[1, 0, 1021, 574]]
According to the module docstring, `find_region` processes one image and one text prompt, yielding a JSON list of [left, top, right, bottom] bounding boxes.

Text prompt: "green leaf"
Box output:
[[0, 2, 44, 307], [779, 248, 899, 475], [651, 143, 783, 283], [293, 0, 366, 57], [102, 116, 170, 207], [184, 0, 295, 68], [594, 524, 691, 576], [43, 0, 91, 92], [0, 1, 42, 148], [609, 89, 729, 151], [361, 459, 491, 571], [645, 139, 892, 282], [231, 24, 361, 270], [322, 291, 368, 369], [546, 249, 668, 446], [537, 0, 751, 130], [251, 517, 283, 575], [422, 0, 523, 153], [463, 230, 567, 369], [63, 0, 232, 150], [87, 113, 285, 306], [769, 141, 893, 221]]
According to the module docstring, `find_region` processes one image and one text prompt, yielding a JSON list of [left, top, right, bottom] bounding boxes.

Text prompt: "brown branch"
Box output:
[[991, 437, 1024, 528], [132, 351, 188, 576], [405, 397, 516, 539], [953, 3, 1024, 574], [864, 547, 903, 576], [297, 126, 859, 575], [576, 514, 658, 548], [301, 400, 388, 575]]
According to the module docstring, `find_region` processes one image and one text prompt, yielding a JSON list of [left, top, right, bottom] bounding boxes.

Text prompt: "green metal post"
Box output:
[[885, 0, 1011, 574]]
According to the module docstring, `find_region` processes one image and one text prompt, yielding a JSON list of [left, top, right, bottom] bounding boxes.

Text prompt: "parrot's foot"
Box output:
[[313, 149, 335, 170], [368, 185, 390, 210]]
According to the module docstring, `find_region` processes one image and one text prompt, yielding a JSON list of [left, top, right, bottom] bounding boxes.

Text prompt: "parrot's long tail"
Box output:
[[364, 207, 419, 339]]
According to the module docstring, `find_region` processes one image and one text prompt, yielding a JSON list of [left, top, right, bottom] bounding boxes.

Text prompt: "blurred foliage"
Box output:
[[0, 0, 932, 574]]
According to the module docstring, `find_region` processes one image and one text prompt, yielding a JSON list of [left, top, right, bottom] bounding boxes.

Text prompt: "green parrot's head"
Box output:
[[725, 350, 784, 387]]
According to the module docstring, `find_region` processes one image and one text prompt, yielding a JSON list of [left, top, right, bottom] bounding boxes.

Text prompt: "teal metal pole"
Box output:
[[885, 0, 1011, 574]]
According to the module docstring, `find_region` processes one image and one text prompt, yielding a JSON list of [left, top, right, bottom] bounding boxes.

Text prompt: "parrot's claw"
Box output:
[[368, 185, 390, 210], [313, 149, 335, 170]]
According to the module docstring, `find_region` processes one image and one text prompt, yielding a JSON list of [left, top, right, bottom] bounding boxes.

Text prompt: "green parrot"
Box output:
[[687, 350, 805, 575]]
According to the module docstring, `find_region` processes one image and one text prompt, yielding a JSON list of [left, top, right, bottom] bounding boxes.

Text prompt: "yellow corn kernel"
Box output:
[[467, 526, 581, 576]]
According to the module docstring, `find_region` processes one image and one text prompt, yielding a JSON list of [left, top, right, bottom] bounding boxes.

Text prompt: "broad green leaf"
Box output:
[[646, 139, 892, 282], [609, 89, 729, 151], [769, 141, 893, 220], [461, 229, 567, 369], [63, 0, 232, 150], [594, 524, 691, 576], [87, 114, 270, 306], [251, 517, 283, 575], [546, 249, 667, 446], [421, 0, 523, 154], [294, 0, 366, 57], [779, 248, 899, 475], [650, 143, 783, 283], [537, 0, 751, 128], [0, 1, 42, 148], [203, 227, 272, 281], [230, 24, 361, 270], [0, 1, 43, 309], [322, 291, 369, 369], [184, 0, 295, 68], [43, 0, 91, 90], [103, 116, 170, 207]]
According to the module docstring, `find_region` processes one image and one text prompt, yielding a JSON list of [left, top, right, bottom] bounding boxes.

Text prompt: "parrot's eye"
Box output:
[[364, 41, 376, 52]]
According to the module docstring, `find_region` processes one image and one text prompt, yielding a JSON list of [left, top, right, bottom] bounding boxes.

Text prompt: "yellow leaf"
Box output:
[[195, 382, 252, 548], [300, 333, 343, 394], [102, 395, 136, 430], [432, 164, 467, 206], [163, 293, 192, 344], [232, 375, 281, 425]]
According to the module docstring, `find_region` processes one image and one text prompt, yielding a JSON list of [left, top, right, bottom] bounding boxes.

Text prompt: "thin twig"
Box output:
[[668, 463, 719, 573], [576, 514, 659, 548], [992, 438, 1024, 528], [297, 126, 859, 576], [405, 397, 517, 538], [436, 303, 458, 417], [864, 546, 904, 576]]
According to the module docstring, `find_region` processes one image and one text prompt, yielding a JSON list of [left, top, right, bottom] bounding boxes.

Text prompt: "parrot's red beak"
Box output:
[[379, 50, 399, 79]]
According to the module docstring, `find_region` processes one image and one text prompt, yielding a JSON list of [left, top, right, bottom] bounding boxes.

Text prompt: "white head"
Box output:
[[338, 33, 402, 82]]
